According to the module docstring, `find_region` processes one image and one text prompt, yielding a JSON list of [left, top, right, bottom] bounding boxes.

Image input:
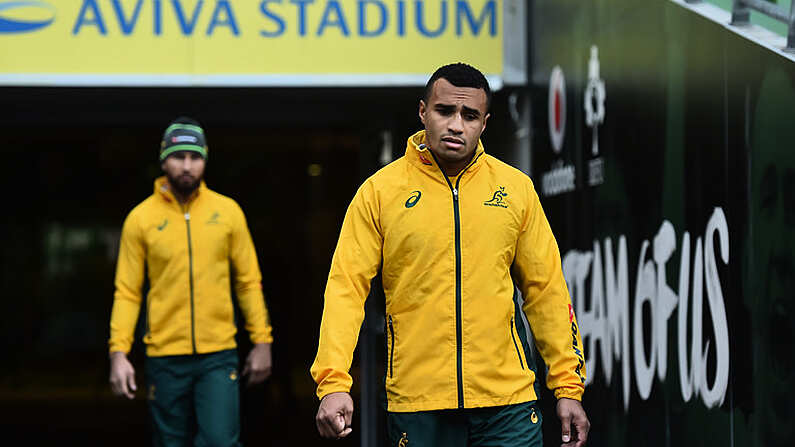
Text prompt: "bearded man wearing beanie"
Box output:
[[108, 117, 274, 446]]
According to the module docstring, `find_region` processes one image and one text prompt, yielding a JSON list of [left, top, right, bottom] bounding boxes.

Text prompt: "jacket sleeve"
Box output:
[[229, 202, 273, 344], [511, 180, 586, 401], [109, 211, 146, 354], [310, 180, 383, 400]]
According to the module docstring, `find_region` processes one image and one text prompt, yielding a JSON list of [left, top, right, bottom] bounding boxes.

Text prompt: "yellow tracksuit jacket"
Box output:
[[109, 177, 273, 357], [311, 130, 585, 412]]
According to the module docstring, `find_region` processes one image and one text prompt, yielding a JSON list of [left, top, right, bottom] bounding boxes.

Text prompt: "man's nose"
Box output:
[[448, 113, 464, 134]]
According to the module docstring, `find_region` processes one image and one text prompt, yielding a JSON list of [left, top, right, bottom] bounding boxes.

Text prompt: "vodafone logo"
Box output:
[[548, 66, 566, 154], [541, 65, 575, 197]]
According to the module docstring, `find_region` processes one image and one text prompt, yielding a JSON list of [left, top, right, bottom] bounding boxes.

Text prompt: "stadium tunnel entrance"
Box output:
[[0, 85, 525, 445]]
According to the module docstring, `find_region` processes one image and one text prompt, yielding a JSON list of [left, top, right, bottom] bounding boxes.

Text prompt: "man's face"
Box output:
[[161, 151, 205, 196], [419, 78, 490, 169]]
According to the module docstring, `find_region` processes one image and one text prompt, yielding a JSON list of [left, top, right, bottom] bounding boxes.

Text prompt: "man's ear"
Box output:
[[481, 112, 491, 134], [419, 100, 427, 126]]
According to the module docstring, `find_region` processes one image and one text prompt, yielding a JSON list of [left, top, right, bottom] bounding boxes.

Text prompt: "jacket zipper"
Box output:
[[388, 314, 395, 378], [428, 149, 483, 409], [184, 208, 197, 354], [511, 317, 525, 370]]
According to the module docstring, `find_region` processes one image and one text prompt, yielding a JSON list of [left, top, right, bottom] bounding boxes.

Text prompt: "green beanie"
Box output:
[[159, 118, 208, 161]]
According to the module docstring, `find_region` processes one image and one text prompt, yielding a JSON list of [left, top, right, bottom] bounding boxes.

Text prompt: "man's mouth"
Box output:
[[441, 136, 465, 150]]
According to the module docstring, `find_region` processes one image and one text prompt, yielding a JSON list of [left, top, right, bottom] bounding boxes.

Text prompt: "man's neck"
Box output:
[[167, 180, 196, 205], [173, 191, 190, 205], [437, 155, 475, 178]]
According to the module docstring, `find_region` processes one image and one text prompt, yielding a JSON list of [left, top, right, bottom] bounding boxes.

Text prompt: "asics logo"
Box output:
[[405, 191, 421, 208]]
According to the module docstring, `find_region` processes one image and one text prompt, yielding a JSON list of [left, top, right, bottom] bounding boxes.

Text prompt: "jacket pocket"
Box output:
[[388, 314, 395, 378], [511, 317, 525, 370]]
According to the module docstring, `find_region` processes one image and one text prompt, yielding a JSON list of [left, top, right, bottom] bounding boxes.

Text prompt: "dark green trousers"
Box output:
[[146, 349, 241, 447], [387, 401, 543, 447]]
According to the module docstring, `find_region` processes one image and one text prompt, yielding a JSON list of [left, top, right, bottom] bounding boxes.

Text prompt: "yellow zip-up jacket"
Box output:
[[109, 177, 273, 357], [311, 131, 585, 412]]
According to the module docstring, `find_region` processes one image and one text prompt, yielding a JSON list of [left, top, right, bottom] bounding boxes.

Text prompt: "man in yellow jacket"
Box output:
[[108, 117, 274, 447], [312, 64, 590, 446]]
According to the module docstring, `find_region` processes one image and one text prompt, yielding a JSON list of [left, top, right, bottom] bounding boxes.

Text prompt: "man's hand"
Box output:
[[315, 392, 353, 439], [109, 351, 137, 399], [557, 397, 590, 447], [242, 343, 273, 387]]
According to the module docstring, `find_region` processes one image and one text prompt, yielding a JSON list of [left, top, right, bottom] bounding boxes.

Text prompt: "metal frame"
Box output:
[[730, 0, 795, 51]]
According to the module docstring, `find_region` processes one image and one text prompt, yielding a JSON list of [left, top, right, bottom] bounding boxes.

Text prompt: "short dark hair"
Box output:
[[424, 63, 492, 110]]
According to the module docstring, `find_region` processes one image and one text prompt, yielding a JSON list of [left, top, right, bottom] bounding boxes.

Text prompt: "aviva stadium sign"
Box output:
[[0, 0, 518, 86]]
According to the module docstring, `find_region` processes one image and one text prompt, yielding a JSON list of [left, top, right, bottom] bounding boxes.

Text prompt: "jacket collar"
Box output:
[[154, 176, 206, 205], [405, 130, 486, 179]]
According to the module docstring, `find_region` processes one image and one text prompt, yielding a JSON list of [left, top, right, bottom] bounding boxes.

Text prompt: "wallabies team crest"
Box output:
[[483, 186, 508, 208]]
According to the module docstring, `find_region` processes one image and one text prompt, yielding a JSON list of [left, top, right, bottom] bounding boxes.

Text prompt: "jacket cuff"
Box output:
[[108, 341, 131, 355], [554, 386, 584, 401], [317, 383, 352, 401], [249, 329, 274, 344]]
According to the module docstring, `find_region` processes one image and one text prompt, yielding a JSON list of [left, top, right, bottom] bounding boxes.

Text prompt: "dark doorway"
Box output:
[[0, 86, 411, 446]]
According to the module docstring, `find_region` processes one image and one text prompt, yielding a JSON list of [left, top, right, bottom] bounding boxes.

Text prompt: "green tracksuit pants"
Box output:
[[146, 349, 241, 447], [386, 400, 543, 447]]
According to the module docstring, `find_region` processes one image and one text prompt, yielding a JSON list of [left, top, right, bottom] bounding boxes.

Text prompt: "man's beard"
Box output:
[[167, 172, 201, 197]]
